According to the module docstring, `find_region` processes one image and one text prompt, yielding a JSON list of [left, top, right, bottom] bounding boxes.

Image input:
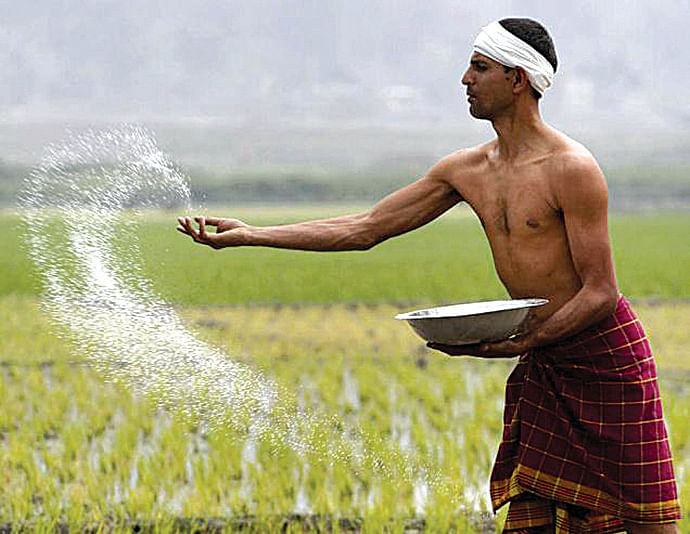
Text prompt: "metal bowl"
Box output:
[[395, 299, 548, 345]]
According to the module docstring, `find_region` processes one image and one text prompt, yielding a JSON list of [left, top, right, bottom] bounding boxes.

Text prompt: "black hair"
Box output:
[[498, 18, 557, 99]]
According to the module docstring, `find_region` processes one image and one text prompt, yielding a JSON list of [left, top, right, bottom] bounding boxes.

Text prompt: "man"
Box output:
[[177, 18, 680, 533]]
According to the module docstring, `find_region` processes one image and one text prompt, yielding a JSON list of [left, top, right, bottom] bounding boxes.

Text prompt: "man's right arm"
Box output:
[[177, 155, 464, 251]]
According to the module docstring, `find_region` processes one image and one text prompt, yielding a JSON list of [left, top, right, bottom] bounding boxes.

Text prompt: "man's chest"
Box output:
[[460, 169, 562, 238]]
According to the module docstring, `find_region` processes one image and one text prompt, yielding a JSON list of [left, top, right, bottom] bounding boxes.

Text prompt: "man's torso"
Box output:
[[444, 130, 601, 320]]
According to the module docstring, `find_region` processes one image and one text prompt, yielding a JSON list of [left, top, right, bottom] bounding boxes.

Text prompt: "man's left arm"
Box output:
[[432, 154, 619, 357]]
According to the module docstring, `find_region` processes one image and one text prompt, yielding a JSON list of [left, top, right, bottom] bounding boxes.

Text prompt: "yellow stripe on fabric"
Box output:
[[564, 353, 655, 373], [492, 467, 680, 520], [558, 319, 639, 348], [511, 465, 680, 519]]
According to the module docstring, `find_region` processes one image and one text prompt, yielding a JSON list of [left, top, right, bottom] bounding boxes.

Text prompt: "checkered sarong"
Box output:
[[490, 295, 681, 533]]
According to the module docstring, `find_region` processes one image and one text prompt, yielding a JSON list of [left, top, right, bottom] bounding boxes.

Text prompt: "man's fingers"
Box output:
[[196, 216, 207, 239], [428, 342, 469, 356], [184, 217, 200, 241], [427, 341, 490, 357], [177, 215, 221, 248], [194, 216, 221, 248], [178, 216, 200, 238], [458, 343, 487, 356], [177, 217, 190, 234], [204, 216, 221, 226]]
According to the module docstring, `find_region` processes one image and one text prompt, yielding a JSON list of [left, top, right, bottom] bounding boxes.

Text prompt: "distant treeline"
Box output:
[[1, 159, 688, 210], [187, 165, 690, 211], [191, 170, 412, 205]]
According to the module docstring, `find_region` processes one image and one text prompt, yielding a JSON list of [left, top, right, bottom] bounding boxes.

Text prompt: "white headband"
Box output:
[[473, 20, 555, 95]]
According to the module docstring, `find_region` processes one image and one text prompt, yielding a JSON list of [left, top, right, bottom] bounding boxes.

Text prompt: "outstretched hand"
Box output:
[[176, 216, 249, 249]]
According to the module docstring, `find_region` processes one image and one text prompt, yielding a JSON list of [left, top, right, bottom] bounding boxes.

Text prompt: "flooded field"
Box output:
[[1, 296, 688, 532], [1, 206, 688, 532]]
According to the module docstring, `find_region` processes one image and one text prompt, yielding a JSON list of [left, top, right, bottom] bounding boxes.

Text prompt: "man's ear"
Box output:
[[512, 66, 530, 94]]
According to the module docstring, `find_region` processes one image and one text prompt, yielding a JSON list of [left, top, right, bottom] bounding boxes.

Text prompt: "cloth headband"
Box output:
[[473, 21, 554, 95]]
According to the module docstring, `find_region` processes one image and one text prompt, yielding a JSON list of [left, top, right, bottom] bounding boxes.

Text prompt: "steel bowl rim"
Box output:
[[394, 298, 549, 321]]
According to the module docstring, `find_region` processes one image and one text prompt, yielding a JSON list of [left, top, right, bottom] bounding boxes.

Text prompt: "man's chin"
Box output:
[[468, 105, 490, 120]]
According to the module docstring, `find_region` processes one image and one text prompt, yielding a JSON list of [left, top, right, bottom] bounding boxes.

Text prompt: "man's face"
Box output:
[[461, 52, 515, 120]]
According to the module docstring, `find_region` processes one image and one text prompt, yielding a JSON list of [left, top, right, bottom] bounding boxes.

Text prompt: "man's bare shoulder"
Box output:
[[547, 131, 608, 208], [427, 141, 493, 181], [548, 130, 602, 173]]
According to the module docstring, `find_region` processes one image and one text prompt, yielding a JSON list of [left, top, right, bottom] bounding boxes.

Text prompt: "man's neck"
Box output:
[[490, 102, 551, 162]]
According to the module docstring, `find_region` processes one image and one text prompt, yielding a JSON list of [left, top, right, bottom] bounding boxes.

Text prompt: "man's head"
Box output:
[[499, 18, 558, 98], [461, 18, 557, 119]]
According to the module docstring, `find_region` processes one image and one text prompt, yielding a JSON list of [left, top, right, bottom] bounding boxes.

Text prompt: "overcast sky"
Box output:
[[1, 0, 688, 133]]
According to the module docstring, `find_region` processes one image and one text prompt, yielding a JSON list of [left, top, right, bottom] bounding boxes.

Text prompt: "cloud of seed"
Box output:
[[18, 126, 278, 433], [17, 125, 447, 499]]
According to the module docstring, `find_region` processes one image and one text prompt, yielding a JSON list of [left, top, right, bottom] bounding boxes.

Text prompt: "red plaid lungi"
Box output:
[[490, 295, 681, 533]]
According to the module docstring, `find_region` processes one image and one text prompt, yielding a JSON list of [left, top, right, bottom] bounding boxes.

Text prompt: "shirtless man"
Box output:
[[178, 18, 680, 534]]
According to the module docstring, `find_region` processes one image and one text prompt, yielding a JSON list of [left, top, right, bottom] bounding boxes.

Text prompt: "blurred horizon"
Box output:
[[0, 1, 688, 208]]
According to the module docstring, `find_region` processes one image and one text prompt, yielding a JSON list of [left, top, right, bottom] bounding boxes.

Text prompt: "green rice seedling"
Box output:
[[0, 294, 688, 531]]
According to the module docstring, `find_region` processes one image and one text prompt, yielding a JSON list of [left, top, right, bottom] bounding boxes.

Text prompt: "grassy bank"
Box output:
[[2, 210, 689, 304]]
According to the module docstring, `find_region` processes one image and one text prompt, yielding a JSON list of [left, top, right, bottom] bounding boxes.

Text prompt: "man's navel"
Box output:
[[526, 218, 540, 229]]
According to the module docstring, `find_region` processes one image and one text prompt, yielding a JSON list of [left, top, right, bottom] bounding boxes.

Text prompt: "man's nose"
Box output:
[[460, 69, 471, 86]]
